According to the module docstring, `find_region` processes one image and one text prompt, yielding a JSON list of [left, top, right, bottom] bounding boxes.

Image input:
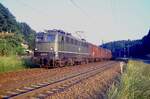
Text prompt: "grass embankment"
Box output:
[[0, 56, 31, 73], [108, 61, 150, 99]]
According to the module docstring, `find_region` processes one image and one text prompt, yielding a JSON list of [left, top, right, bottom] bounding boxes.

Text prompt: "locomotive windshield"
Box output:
[[36, 33, 55, 42], [47, 34, 55, 42], [36, 33, 44, 42]]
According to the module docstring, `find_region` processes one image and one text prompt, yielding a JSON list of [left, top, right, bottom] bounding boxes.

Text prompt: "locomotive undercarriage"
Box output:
[[33, 52, 96, 68]]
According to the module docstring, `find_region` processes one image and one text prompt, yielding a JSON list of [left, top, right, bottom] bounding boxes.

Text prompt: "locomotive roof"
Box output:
[[38, 29, 87, 43]]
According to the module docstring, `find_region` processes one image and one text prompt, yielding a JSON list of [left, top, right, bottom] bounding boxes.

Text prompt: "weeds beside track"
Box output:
[[108, 60, 150, 99]]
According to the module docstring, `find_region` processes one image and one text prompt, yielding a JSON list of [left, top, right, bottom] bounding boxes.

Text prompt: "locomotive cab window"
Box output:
[[47, 34, 55, 42], [36, 33, 44, 42], [36, 36, 44, 42]]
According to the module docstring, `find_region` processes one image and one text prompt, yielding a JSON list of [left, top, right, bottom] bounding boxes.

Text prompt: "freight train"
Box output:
[[33, 29, 112, 67]]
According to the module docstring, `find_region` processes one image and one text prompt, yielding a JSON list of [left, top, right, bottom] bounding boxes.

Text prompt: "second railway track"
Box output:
[[1, 61, 119, 99]]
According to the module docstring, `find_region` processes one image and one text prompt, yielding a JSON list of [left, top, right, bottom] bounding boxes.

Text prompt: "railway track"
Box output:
[[0, 61, 118, 99]]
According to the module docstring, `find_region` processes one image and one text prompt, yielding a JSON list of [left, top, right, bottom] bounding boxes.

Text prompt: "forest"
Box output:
[[101, 30, 150, 58], [0, 3, 35, 56]]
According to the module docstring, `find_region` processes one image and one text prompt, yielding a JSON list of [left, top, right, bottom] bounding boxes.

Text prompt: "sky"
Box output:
[[0, 0, 150, 45]]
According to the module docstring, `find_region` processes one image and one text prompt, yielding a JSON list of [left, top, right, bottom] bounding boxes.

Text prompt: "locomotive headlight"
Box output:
[[50, 47, 54, 51], [35, 48, 38, 51], [78, 47, 81, 51]]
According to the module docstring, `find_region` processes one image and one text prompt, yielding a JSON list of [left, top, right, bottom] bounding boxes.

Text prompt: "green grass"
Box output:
[[108, 60, 150, 99], [0, 56, 25, 73]]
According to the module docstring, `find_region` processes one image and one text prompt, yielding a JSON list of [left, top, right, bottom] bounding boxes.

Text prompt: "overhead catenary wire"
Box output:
[[13, 0, 69, 32], [69, 0, 89, 17], [14, 0, 52, 18], [15, 0, 90, 21], [14, 0, 93, 24], [69, 0, 95, 40], [69, 0, 101, 27], [13, 0, 96, 41]]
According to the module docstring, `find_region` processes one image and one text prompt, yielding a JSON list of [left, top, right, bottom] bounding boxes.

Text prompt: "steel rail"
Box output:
[[1, 61, 117, 99]]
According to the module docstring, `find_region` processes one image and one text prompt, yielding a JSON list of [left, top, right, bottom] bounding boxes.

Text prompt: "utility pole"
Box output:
[[127, 45, 130, 58], [124, 41, 126, 58], [119, 51, 121, 58], [102, 40, 104, 45]]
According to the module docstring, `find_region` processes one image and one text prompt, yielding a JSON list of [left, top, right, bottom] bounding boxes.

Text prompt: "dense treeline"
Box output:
[[19, 22, 36, 50], [101, 30, 150, 58], [142, 30, 150, 55], [0, 3, 17, 33], [0, 3, 35, 56]]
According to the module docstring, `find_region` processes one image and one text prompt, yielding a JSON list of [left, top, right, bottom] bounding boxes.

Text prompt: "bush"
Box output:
[[0, 56, 25, 73], [0, 37, 25, 56]]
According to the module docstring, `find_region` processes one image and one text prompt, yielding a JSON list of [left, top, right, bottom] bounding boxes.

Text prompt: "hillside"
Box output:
[[142, 30, 150, 55], [101, 30, 150, 58], [0, 3, 35, 56]]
